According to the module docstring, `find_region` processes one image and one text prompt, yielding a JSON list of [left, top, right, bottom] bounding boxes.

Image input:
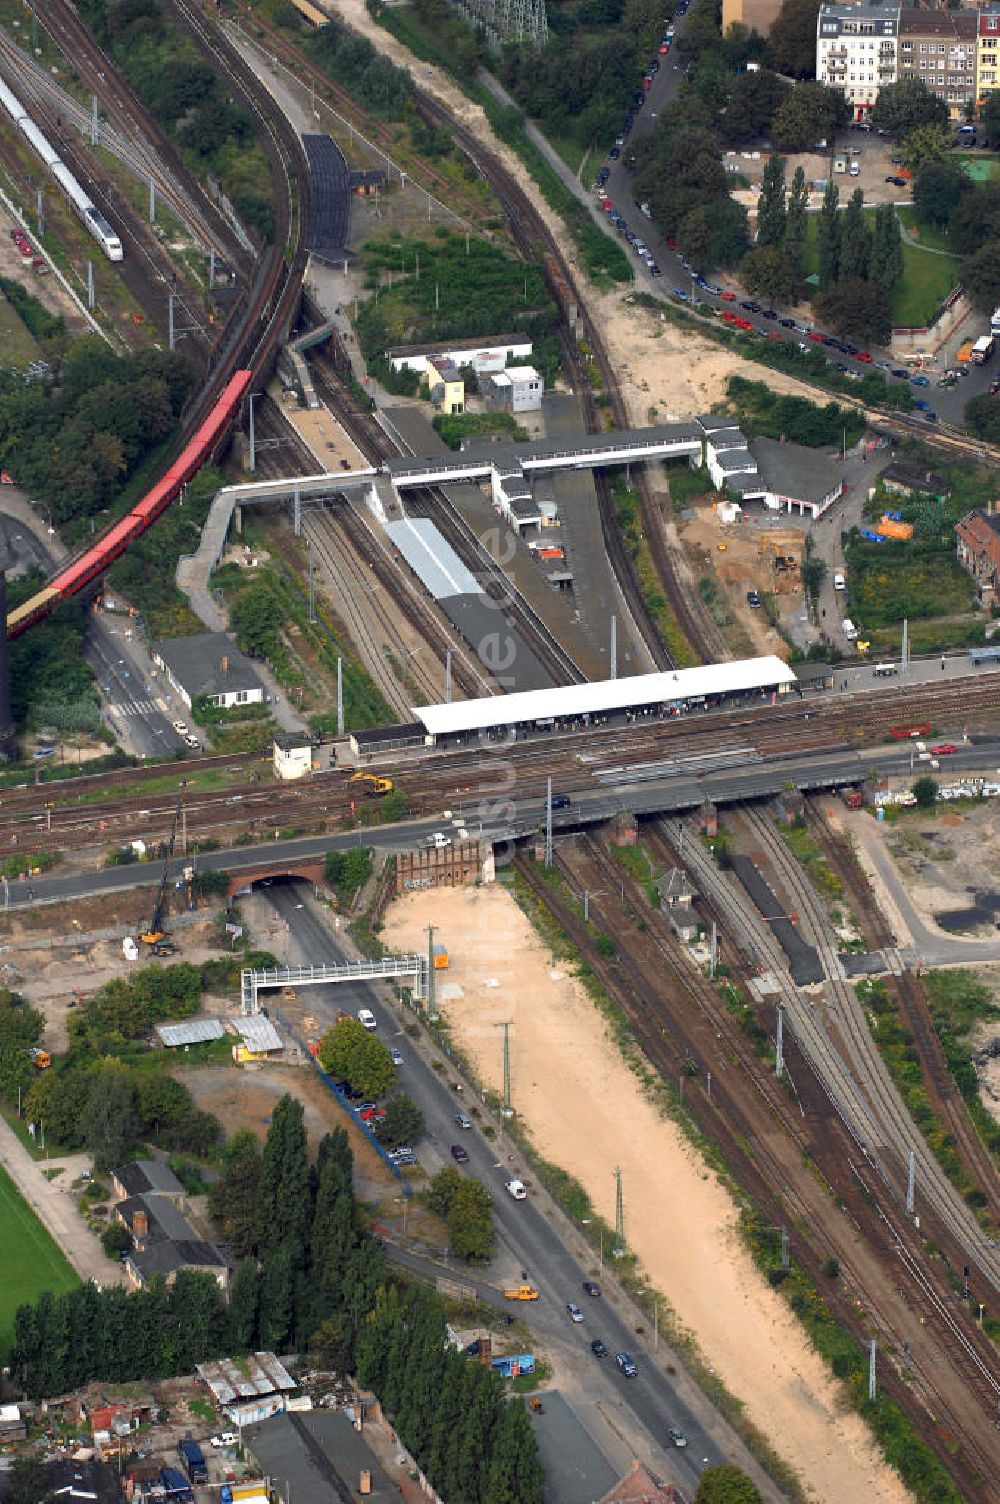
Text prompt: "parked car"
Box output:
[[211, 1434, 237, 1449], [891, 368, 910, 379], [931, 742, 959, 755], [911, 374, 930, 387], [746, 590, 761, 608]]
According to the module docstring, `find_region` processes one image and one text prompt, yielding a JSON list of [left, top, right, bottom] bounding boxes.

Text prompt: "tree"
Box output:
[[740, 246, 797, 306], [227, 1258, 260, 1351], [695, 1464, 764, 1504], [838, 189, 871, 283], [912, 776, 939, 809], [722, 69, 787, 144], [983, 90, 1000, 149], [678, 198, 749, 271], [101, 1221, 131, 1258], [870, 205, 903, 290], [960, 240, 1000, 312], [770, 81, 848, 152], [902, 123, 952, 174], [447, 1178, 494, 1261], [253, 1093, 311, 1263], [209, 1134, 260, 1259], [4, 1455, 48, 1504], [483, 1399, 544, 1504], [769, 0, 821, 78], [82, 1061, 139, 1170], [374, 1093, 426, 1149], [784, 165, 809, 280], [756, 155, 786, 248], [965, 392, 1000, 440], [873, 77, 948, 137], [912, 161, 971, 228], [427, 1165, 464, 1219], [813, 281, 892, 344], [318, 1016, 370, 1079], [230, 582, 283, 659], [310, 1311, 353, 1371], [818, 179, 840, 289]]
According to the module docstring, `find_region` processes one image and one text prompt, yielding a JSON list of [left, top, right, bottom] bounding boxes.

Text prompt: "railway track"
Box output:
[[682, 803, 999, 1293], [518, 834, 1000, 1496], [802, 799, 1000, 1211]]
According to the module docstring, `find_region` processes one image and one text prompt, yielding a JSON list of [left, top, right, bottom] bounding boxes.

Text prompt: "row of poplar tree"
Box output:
[[11, 1097, 543, 1504]]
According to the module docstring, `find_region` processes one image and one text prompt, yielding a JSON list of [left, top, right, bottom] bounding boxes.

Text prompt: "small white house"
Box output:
[[273, 733, 313, 781], [151, 632, 265, 712]]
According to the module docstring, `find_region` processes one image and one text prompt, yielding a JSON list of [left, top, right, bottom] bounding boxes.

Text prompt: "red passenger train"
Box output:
[[6, 370, 253, 638]]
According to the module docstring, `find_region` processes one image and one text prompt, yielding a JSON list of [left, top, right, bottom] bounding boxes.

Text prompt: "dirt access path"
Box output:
[[326, 0, 855, 425], [0, 1115, 124, 1287], [381, 885, 913, 1504]]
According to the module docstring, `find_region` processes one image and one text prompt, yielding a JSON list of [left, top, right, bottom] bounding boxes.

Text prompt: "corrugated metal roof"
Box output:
[[197, 1353, 296, 1402], [156, 1019, 226, 1047], [236, 1016, 283, 1053], [384, 516, 480, 602], [414, 657, 797, 737]]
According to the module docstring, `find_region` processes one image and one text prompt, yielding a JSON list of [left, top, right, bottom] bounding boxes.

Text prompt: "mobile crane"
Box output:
[[139, 795, 183, 951]]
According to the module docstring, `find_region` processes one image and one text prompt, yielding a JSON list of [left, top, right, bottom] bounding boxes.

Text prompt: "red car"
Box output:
[[723, 310, 738, 324], [602, 200, 615, 213], [856, 351, 873, 364], [357, 1105, 386, 1122], [808, 331, 826, 343], [767, 331, 783, 341], [930, 742, 958, 756], [659, 41, 669, 51], [736, 317, 754, 330], [720, 290, 736, 301]]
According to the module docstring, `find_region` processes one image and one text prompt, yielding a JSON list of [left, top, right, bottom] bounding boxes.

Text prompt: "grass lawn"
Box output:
[[0, 1163, 78, 1356], [0, 289, 38, 367], [804, 210, 959, 327], [962, 155, 1000, 182], [895, 205, 954, 253]]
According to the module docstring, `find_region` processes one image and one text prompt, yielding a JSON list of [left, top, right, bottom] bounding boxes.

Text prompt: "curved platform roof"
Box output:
[[414, 655, 796, 737]]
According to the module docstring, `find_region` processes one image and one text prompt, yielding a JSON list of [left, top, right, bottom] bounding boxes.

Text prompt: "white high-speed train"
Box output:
[[0, 75, 123, 261]]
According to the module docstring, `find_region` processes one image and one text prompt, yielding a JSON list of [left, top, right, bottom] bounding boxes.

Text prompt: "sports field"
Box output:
[[0, 1163, 78, 1356]]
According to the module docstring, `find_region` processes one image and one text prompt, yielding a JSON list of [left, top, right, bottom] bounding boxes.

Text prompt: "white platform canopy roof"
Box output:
[[414, 656, 795, 737]]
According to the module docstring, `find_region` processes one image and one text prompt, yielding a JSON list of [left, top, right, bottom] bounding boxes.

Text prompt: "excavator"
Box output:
[[348, 771, 393, 798], [139, 794, 184, 951]]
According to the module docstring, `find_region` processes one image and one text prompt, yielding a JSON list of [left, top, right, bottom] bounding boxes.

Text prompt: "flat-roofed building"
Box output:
[[980, 4, 1000, 94]]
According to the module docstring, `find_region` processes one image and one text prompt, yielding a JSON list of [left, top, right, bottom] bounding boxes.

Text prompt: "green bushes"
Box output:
[[0, 277, 64, 343], [725, 376, 865, 449]]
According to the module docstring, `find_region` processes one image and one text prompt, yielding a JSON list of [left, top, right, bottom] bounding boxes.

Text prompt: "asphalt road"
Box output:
[[264, 885, 775, 1500], [10, 738, 1000, 912], [596, 15, 994, 428]]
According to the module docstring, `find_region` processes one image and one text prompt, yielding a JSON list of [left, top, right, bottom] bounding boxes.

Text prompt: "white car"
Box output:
[[505, 1178, 527, 1200], [211, 1433, 237, 1449], [184, 734, 200, 749], [833, 571, 846, 591], [357, 1008, 377, 1031], [172, 720, 189, 734], [842, 617, 858, 641]]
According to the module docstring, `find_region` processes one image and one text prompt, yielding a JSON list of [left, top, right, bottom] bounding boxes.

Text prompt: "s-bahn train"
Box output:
[[6, 371, 253, 638], [0, 76, 123, 261]]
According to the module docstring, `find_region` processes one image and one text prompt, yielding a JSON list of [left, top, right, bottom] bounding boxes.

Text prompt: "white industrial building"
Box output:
[[484, 364, 544, 413], [816, 3, 899, 118], [697, 417, 843, 519], [387, 335, 534, 375]]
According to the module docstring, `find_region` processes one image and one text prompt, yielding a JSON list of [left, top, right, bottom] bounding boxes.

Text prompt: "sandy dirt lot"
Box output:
[[180, 1062, 403, 1203], [0, 202, 92, 336], [678, 505, 809, 655], [382, 884, 912, 1504]]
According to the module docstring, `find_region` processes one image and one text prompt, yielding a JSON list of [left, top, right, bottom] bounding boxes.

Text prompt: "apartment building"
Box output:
[[979, 5, 1000, 95], [898, 7, 978, 120], [816, 3, 900, 120]]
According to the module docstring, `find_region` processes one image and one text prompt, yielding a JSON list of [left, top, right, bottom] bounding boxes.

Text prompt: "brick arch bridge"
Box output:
[[226, 859, 328, 898]]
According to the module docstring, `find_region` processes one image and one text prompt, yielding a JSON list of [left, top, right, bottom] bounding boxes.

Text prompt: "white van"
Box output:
[[842, 617, 858, 641], [849, 161, 860, 177], [833, 571, 846, 591]]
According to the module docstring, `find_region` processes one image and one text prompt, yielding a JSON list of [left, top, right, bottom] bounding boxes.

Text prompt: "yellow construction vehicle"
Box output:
[[28, 1047, 50, 1070], [140, 795, 182, 947], [348, 771, 393, 798], [503, 1283, 540, 1301]]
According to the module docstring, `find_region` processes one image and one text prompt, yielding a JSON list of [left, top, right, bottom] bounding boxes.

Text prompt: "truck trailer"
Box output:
[[177, 1438, 207, 1484], [972, 334, 995, 364]]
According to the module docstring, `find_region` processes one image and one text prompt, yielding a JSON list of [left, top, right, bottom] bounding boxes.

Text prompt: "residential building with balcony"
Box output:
[[898, 8, 978, 119], [979, 5, 1000, 95], [816, 3, 900, 119]]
